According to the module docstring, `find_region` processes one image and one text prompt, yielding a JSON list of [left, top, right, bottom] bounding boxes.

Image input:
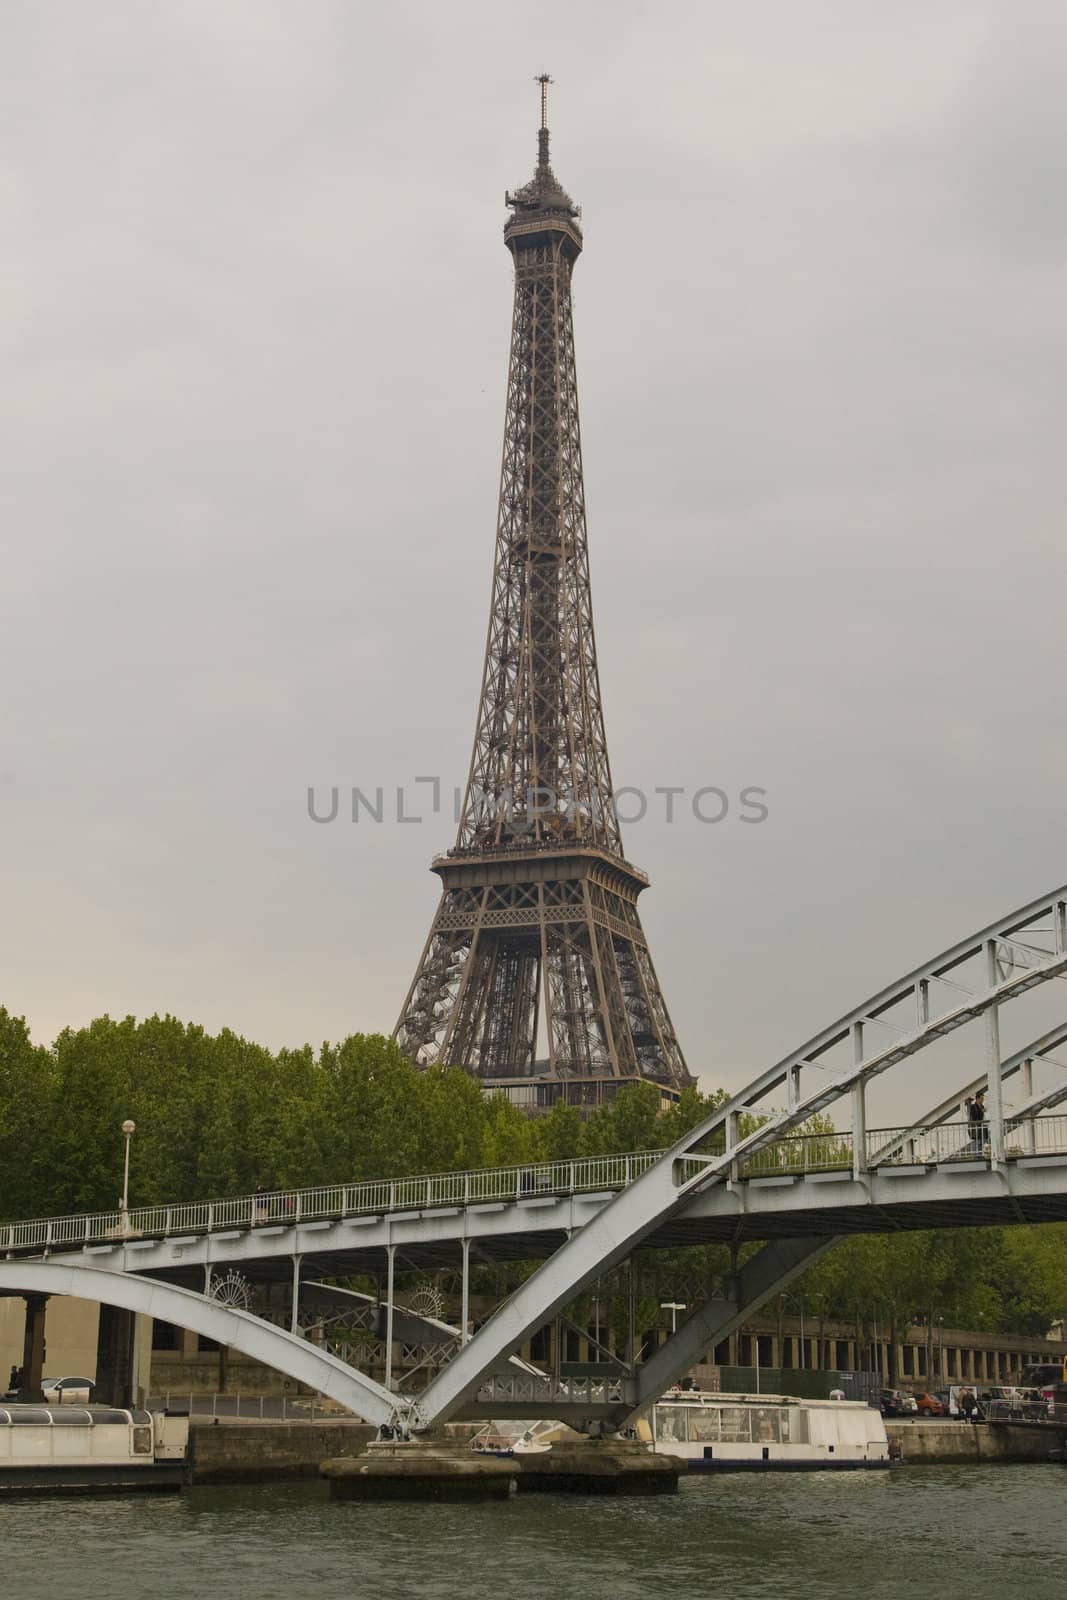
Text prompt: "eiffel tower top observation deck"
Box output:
[[395, 81, 692, 1101]]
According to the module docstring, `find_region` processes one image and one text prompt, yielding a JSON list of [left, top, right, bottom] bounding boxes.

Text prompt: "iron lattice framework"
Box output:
[[395, 87, 691, 1098]]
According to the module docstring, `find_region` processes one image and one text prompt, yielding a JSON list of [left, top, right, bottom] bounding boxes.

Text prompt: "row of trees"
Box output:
[[2, 1007, 1065, 1340], [0, 1008, 719, 1219]]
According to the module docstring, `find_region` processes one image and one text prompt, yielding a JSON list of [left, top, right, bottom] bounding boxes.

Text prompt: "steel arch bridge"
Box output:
[[4, 885, 1067, 1435]]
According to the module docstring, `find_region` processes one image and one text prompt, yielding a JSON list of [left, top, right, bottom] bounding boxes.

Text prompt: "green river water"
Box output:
[[1, 1467, 1064, 1600]]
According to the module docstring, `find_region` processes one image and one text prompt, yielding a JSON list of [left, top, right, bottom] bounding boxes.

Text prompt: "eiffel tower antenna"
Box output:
[[395, 83, 692, 1109], [537, 72, 551, 125], [536, 72, 552, 168]]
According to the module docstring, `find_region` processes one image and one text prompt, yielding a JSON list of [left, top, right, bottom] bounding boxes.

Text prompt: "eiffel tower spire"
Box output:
[[395, 84, 692, 1105]]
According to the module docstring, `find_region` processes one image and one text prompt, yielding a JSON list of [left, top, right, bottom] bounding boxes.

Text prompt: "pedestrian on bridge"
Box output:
[[966, 1091, 989, 1155]]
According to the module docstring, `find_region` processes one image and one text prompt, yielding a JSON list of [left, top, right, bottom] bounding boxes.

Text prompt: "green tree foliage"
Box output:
[[794, 1223, 1067, 1357], [0, 1008, 56, 1219], [2, 1009, 1066, 1339]]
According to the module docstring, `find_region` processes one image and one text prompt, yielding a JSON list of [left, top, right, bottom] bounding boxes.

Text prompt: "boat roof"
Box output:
[[0, 1404, 151, 1425], [657, 1391, 869, 1408]]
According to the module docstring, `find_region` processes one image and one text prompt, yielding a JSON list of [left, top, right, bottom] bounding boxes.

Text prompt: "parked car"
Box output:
[[911, 1391, 947, 1416], [878, 1388, 918, 1416], [40, 1376, 96, 1405]]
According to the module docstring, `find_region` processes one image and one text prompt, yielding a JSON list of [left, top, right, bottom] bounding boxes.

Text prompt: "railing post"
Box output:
[[985, 938, 1004, 1164], [851, 1022, 868, 1178], [726, 1110, 740, 1182], [916, 979, 930, 1028]]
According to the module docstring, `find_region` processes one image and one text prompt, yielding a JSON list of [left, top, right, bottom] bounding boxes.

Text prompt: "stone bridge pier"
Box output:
[[16, 1293, 49, 1402]]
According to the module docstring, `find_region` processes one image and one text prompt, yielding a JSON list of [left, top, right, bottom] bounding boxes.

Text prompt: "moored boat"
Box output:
[[470, 1421, 555, 1457], [641, 1391, 890, 1471], [0, 1404, 189, 1495]]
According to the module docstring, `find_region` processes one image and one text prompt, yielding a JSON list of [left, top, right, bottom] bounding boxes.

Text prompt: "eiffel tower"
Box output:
[[395, 79, 692, 1107]]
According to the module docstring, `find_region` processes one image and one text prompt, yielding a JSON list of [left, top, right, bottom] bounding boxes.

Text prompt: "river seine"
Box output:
[[2, 1466, 1063, 1599]]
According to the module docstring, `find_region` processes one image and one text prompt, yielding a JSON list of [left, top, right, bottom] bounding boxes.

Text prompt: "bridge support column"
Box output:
[[985, 940, 1004, 1162], [460, 1238, 471, 1344], [1019, 1057, 1036, 1154], [290, 1254, 303, 1336], [17, 1294, 48, 1402], [851, 1022, 868, 1178], [96, 1303, 135, 1406], [726, 1110, 740, 1181], [384, 1245, 396, 1391], [628, 1237, 837, 1418]]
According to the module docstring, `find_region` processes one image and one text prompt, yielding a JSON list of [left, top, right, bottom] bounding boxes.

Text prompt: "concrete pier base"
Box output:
[[320, 1436, 680, 1501], [322, 1440, 517, 1501], [512, 1438, 679, 1496]]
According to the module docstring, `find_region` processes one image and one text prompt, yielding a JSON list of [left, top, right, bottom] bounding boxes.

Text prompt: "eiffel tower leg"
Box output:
[[581, 883, 620, 1072]]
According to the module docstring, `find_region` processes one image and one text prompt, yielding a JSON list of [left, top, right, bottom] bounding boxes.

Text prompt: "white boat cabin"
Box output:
[[643, 1391, 890, 1471], [0, 1405, 188, 1476]]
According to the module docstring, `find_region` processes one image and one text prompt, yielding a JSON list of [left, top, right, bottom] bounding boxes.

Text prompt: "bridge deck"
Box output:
[[4, 1117, 1066, 1292]]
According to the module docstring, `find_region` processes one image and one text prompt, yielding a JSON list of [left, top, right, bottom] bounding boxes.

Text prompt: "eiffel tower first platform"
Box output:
[[395, 80, 693, 1110]]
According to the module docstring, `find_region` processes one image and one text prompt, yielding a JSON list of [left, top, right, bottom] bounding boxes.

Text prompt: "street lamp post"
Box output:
[[119, 1120, 136, 1233], [660, 1301, 686, 1335]]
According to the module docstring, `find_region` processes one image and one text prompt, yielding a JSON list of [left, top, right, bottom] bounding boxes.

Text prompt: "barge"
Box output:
[[0, 1405, 189, 1495], [641, 1391, 890, 1471]]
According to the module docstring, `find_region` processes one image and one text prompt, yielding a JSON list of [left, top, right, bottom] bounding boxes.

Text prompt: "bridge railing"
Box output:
[[5, 1116, 1066, 1256], [735, 1113, 1067, 1177], [474, 1373, 630, 1409], [0, 1152, 664, 1256]]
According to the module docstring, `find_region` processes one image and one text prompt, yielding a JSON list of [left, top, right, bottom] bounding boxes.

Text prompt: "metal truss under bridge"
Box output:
[[4, 884, 1067, 1434]]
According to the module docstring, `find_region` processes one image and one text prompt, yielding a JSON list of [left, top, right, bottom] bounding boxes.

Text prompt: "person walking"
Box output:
[[966, 1090, 989, 1155], [959, 1386, 979, 1421]]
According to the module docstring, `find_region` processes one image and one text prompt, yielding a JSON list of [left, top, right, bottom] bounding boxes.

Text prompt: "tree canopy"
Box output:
[[1, 1007, 1064, 1339]]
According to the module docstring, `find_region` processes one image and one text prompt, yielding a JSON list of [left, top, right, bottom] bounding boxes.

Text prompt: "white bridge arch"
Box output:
[[0, 1261, 398, 1427]]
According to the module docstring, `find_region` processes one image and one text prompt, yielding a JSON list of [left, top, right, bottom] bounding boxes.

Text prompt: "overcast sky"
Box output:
[[4, 1, 1066, 1119]]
